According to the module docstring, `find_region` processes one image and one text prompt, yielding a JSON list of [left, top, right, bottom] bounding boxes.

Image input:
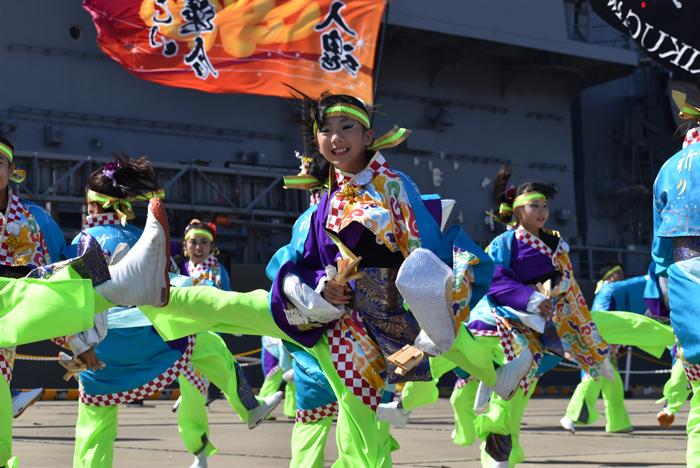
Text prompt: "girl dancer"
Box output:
[[472, 165, 612, 467], [652, 90, 700, 466], [71, 156, 279, 468], [0, 192, 171, 468]]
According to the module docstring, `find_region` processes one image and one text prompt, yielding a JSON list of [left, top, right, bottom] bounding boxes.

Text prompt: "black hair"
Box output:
[[600, 261, 623, 280], [493, 165, 558, 225], [86, 153, 160, 213], [285, 85, 377, 182]]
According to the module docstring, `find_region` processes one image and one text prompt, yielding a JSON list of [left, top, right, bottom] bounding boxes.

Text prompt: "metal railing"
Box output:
[[569, 244, 651, 282]]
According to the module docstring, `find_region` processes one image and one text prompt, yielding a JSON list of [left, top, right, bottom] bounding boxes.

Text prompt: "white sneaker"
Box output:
[[451, 428, 456, 439], [560, 416, 575, 434], [12, 388, 43, 419], [491, 348, 533, 401], [474, 382, 493, 410], [95, 198, 171, 308], [375, 401, 412, 428], [247, 391, 283, 429], [282, 369, 295, 383], [190, 450, 207, 468], [494, 461, 509, 468]]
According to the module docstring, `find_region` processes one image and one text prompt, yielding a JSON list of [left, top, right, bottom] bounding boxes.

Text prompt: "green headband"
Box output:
[[313, 101, 411, 152], [499, 203, 513, 215], [185, 228, 214, 242], [602, 265, 622, 281], [0, 143, 12, 163], [513, 192, 546, 209], [594, 265, 623, 293], [313, 103, 371, 133], [0, 142, 25, 183]]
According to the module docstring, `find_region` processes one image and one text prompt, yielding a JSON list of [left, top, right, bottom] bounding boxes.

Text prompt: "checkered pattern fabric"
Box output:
[[0, 190, 23, 265], [265, 364, 281, 381], [182, 364, 208, 395], [80, 335, 196, 406], [84, 213, 121, 229], [469, 327, 499, 337], [494, 312, 534, 394], [684, 128, 700, 149], [454, 375, 474, 390], [187, 254, 221, 288], [514, 226, 553, 259], [325, 156, 388, 233], [495, 314, 517, 362], [310, 191, 323, 207], [296, 401, 339, 423], [684, 361, 700, 382], [327, 320, 381, 411], [0, 354, 11, 384]]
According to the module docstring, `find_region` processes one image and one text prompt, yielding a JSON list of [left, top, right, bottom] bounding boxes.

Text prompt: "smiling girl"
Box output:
[[263, 90, 534, 467], [469, 165, 612, 467]]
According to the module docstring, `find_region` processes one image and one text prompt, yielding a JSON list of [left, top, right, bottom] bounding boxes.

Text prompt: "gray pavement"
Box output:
[[12, 396, 688, 467]]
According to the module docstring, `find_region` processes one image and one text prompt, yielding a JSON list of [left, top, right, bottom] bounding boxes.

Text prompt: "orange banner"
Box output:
[[84, 0, 386, 103]]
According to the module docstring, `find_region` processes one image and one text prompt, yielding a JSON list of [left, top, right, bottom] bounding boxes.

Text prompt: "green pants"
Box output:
[[289, 417, 398, 468], [0, 378, 11, 467], [259, 368, 296, 419], [451, 378, 480, 447], [689, 380, 700, 468], [74, 331, 265, 466], [401, 335, 503, 448], [142, 289, 389, 467], [0, 268, 114, 466], [178, 331, 265, 456], [564, 364, 630, 432], [290, 417, 333, 468], [475, 378, 538, 468], [592, 310, 674, 359], [0, 267, 112, 348], [658, 360, 691, 414], [140, 288, 502, 467]]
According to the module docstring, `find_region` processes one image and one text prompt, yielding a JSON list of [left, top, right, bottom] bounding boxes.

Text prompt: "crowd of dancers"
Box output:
[[0, 87, 698, 467]]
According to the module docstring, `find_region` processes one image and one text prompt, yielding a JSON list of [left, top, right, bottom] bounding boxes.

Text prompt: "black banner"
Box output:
[[590, 0, 700, 81]]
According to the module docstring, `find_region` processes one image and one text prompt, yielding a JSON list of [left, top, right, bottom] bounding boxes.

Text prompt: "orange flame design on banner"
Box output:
[[84, 0, 386, 103]]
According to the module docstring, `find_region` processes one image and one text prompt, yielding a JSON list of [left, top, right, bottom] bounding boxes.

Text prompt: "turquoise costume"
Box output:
[[652, 123, 700, 467]]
